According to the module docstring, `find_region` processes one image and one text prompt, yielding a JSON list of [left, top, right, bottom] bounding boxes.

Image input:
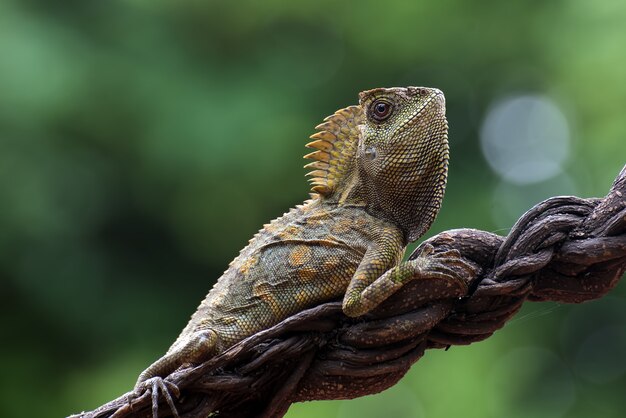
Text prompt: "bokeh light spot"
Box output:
[[480, 95, 571, 185]]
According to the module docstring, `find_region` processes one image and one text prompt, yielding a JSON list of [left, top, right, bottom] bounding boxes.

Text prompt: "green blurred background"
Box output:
[[1, 0, 625, 417]]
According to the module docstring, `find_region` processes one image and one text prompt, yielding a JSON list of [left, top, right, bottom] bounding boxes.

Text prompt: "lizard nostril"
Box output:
[[409, 87, 429, 96]]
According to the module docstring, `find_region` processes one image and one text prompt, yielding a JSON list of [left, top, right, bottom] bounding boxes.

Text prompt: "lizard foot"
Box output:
[[130, 377, 180, 418], [410, 244, 477, 292]]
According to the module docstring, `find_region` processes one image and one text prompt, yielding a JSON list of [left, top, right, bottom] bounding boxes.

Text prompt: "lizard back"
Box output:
[[170, 199, 399, 352]]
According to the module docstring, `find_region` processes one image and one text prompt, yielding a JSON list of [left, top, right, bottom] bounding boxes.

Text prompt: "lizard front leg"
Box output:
[[135, 329, 218, 388], [342, 228, 471, 318]]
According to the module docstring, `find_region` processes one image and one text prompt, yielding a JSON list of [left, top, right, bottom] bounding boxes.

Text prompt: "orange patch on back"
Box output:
[[305, 210, 332, 226], [331, 219, 352, 234], [322, 259, 339, 271], [298, 266, 318, 281], [278, 225, 300, 240], [238, 256, 258, 275], [289, 245, 313, 266], [294, 290, 310, 304]]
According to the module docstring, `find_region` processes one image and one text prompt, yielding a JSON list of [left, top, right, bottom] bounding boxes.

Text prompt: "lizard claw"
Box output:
[[131, 377, 180, 418], [149, 377, 180, 418], [412, 245, 478, 291]]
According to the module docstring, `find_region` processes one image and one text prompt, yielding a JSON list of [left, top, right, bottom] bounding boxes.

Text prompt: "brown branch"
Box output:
[[71, 165, 626, 418]]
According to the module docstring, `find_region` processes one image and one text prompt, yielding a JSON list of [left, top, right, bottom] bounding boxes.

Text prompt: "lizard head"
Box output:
[[357, 87, 449, 242], [305, 86, 449, 243]]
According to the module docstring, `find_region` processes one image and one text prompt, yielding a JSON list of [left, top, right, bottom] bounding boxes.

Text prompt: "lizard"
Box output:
[[134, 86, 473, 395]]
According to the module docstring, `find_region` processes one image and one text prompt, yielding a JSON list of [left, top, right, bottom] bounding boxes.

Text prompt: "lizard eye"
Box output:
[[370, 100, 393, 122]]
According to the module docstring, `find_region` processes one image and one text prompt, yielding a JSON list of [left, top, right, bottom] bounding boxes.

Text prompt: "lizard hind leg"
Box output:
[[135, 329, 219, 388]]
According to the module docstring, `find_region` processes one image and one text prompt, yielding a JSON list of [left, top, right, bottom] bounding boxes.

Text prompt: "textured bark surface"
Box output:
[[71, 166, 626, 418]]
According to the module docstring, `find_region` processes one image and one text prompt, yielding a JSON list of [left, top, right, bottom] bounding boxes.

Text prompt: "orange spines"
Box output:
[[303, 105, 364, 197]]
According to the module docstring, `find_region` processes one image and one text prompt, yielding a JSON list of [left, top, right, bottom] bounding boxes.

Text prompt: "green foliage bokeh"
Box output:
[[0, 1, 624, 417]]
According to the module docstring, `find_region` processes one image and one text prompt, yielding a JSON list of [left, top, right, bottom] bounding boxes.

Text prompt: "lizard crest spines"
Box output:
[[304, 105, 364, 198]]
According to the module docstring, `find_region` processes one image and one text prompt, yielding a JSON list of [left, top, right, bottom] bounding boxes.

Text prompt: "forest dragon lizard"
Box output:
[[135, 86, 473, 392]]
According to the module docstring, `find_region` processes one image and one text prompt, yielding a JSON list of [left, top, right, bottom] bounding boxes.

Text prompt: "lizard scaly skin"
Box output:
[[136, 87, 470, 387]]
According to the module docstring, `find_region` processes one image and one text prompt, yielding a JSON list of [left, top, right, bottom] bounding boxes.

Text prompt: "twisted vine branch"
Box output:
[[72, 166, 626, 418]]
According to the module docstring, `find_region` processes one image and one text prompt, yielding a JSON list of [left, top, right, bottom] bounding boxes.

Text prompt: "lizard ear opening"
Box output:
[[304, 105, 364, 198]]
